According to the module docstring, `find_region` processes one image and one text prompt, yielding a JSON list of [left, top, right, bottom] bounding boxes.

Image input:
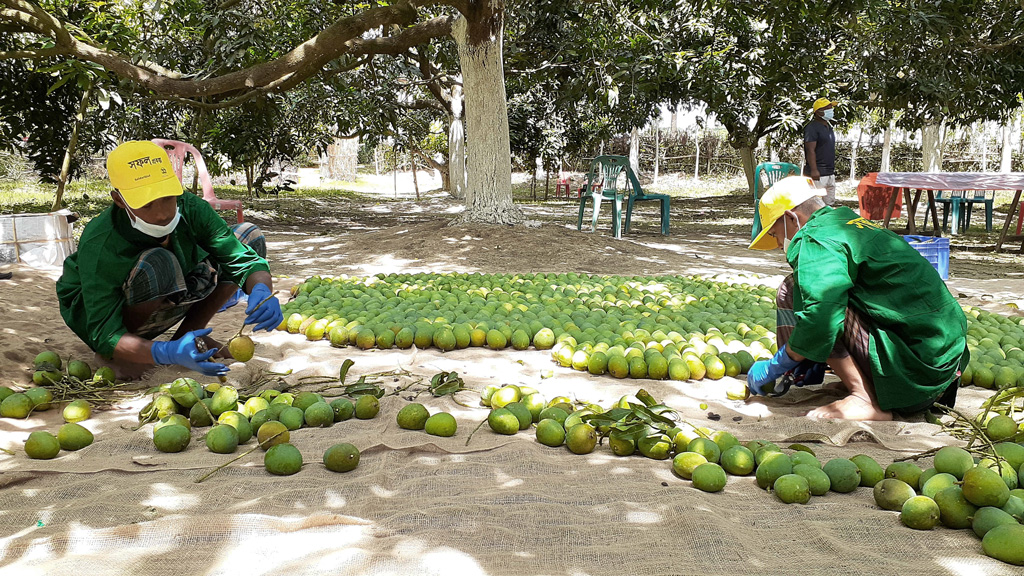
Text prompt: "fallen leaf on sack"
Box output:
[[132, 455, 168, 466]]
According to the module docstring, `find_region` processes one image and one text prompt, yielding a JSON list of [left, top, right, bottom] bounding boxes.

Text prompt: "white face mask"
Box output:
[[782, 212, 800, 253], [125, 203, 181, 238], [822, 109, 835, 121]]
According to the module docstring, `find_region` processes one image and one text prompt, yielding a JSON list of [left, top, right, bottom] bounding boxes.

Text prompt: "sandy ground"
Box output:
[[1, 190, 1023, 575]]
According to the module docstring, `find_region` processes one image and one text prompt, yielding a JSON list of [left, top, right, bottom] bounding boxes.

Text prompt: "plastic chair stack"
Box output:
[[933, 191, 994, 235], [576, 155, 669, 239]]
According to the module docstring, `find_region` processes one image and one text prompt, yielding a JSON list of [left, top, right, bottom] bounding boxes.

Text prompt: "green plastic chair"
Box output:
[[623, 167, 670, 235], [934, 190, 995, 235], [577, 156, 629, 238], [751, 162, 800, 241]]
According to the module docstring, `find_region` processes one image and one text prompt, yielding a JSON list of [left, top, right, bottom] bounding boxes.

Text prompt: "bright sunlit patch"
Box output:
[[420, 546, 489, 575], [494, 469, 524, 489], [609, 466, 634, 475], [370, 485, 396, 498], [209, 516, 371, 575], [625, 510, 662, 524], [935, 557, 997, 576], [142, 483, 199, 511], [324, 490, 347, 509]]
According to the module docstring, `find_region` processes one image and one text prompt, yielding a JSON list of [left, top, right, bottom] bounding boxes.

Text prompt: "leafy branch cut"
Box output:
[[582, 388, 699, 446], [895, 387, 1024, 465]]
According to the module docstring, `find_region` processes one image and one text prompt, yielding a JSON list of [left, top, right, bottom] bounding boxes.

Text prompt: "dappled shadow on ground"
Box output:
[[0, 266, 1019, 575], [2, 183, 1024, 574], [231, 182, 1024, 288]]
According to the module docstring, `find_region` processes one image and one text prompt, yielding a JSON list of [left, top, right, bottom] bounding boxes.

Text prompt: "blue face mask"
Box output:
[[823, 109, 835, 121]]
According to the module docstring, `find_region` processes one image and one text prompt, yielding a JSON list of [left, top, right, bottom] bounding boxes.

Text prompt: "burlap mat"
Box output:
[[0, 341, 1017, 575]]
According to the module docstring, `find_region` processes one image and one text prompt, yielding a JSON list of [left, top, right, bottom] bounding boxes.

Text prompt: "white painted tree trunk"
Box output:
[[693, 131, 700, 180], [922, 121, 942, 172], [448, 84, 467, 200], [850, 129, 863, 180], [1001, 121, 1013, 173], [670, 107, 678, 133], [452, 15, 520, 224], [880, 119, 893, 172], [653, 127, 660, 184], [981, 122, 989, 172], [629, 127, 640, 176]]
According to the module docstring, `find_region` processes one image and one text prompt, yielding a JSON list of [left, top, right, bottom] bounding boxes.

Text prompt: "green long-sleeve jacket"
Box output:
[[785, 206, 968, 411], [56, 193, 269, 357]]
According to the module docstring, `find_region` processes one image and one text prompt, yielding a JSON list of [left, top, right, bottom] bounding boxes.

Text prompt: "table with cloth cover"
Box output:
[[876, 172, 1024, 250]]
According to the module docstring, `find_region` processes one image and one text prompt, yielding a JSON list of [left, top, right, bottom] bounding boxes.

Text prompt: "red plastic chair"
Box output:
[[554, 175, 572, 199], [151, 138, 244, 223]]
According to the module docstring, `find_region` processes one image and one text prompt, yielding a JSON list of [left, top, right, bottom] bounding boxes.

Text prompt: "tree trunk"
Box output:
[[448, 84, 467, 200], [629, 127, 640, 176], [922, 121, 942, 172], [670, 107, 678, 133], [410, 149, 420, 200], [415, 148, 449, 192], [452, 11, 520, 224], [850, 128, 863, 180], [738, 146, 756, 194], [52, 83, 93, 211], [1001, 121, 1013, 173], [693, 131, 700, 180], [880, 119, 893, 172], [653, 127, 660, 185], [981, 122, 989, 172]]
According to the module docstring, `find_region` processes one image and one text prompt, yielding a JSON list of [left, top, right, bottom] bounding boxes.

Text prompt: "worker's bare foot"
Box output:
[[201, 335, 233, 360], [94, 353, 151, 382], [806, 394, 892, 421]]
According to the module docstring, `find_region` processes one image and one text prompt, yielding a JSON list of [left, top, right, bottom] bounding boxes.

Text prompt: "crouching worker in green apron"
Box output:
[[57, 141, 283, 379], [746, 176, 968, 421]]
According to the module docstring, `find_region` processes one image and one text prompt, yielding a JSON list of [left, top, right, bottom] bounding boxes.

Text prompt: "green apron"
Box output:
[[785, 206, 969, 411]]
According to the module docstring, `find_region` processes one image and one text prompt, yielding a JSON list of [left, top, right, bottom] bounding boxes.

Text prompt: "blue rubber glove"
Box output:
[[746, 345, 801, 396], [245, 283, 283, 332], [150, 328, 229, 376], [792, 360, 827, 387]]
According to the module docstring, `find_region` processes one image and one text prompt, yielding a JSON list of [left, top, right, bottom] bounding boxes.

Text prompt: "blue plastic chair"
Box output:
[[751, 162, 800, 241]]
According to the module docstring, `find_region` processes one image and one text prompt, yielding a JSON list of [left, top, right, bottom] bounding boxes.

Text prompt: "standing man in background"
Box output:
[[804, 98, 837, 205]]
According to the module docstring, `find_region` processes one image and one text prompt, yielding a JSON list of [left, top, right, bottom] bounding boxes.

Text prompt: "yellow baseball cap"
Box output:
[[812, 98, 836, 112], [106, 141, 182, 209], [749, 176, 825, 250]]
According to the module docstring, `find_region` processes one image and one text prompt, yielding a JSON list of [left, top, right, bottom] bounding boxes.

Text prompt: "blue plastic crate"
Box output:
[[903, 235, 949, 280]]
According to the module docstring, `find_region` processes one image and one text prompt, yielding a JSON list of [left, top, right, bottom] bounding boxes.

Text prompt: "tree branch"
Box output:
[[321, 55, 373, 78], [977, 33, 1024, 52], [414, 147, 447, 172], [409, 47, 452, 113], [2, 0, 455, 102], [0, 46, 65, 59]]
